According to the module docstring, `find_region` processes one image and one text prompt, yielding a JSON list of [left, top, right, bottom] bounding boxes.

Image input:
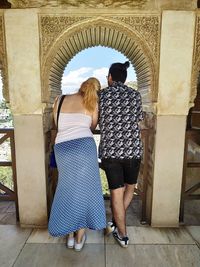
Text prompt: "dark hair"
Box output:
[[108, 61, 130, 83]]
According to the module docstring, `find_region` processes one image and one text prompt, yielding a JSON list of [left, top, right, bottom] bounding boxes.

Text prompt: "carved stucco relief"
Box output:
[[191, 15, 200, 103], [40, 15, 160, 106], [0, 15, 9, 102], [7, 0, 197, 9], [111, 16, 160, 61], [40, 16, 89, 61], [59, 0, 148, 8], [8, 0, 149, 9], [0, 17, 3, 57], [40, 15, 159, 63]]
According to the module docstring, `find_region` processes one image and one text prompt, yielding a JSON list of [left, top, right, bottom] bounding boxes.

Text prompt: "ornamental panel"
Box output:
[[40, 15, 160, 107], [0, 15, 9, 102], [191, 15, 200, 103]]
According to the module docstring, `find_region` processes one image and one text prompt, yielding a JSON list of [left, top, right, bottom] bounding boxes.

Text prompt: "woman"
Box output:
[[48, 77, 106, 251]]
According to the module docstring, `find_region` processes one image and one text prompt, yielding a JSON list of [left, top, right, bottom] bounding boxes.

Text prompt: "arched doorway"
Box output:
[[42, 17, 158, 224], [59, 46, 142, 224], [41, 17, 158, 107]]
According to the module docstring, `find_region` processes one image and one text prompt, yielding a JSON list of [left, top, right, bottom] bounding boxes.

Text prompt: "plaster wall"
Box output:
[[4, 9, 43, 114]]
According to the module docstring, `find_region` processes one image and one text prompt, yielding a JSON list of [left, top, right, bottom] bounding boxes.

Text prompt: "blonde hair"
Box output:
[[79, 77, 101, 113]]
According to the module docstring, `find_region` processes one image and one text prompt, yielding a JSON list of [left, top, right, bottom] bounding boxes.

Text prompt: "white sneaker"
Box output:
[[74, 234, 86, 251], [105, 221, 117, 236], [67, 235, 75, 249], [113, 230, 129, 248]]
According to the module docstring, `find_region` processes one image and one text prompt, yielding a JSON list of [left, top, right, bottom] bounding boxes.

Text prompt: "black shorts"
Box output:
[[101, 158, 141, 190]]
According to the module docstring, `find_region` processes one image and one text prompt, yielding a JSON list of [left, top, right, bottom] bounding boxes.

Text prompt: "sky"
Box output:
[[62, 46, 136, 94], [0, 47, 137, 100]]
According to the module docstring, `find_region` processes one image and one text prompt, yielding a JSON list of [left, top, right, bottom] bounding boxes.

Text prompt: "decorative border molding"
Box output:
[[8, 0, 149, 9], [7, 0, 197, 10], [0, 17, 3, 57], [40, 15, 160, 63], [111, 16, 160, 61], [40, 16, 89, 61], [191, 14, 200, 104], [0, 15, 9, 102]]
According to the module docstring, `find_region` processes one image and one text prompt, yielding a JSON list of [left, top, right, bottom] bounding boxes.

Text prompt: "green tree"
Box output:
[[0, 167, 13, 192], [100, 169, 110, 196], [0, 99, 13, 127], [0, 99, 7, 109]]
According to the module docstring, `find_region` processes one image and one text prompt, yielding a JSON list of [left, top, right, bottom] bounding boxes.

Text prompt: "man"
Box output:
[[99, 61, 143, 248]]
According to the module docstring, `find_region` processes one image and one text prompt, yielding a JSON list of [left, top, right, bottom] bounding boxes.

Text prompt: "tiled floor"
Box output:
[[0, 200, 200, 266], [0, 225, 200, 267], [0, 199, 142, 226], [1, 198, 200, 227], [0, 201, 17, 225], [105, 198, 142, 226], [184, 200, 200, 225]]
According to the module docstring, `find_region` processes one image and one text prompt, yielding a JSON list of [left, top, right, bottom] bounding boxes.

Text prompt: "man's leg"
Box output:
[[110, 187, 126, 237], [102, 158, 127, 236], [123, 159, 141, 211], [124, 183, 136, 210]]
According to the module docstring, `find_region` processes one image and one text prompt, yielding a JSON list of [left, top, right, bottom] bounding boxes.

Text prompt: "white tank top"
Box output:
[[55, 112, 93, 144]]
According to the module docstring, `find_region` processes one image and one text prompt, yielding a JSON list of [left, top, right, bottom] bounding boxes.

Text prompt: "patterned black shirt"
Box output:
[[98, 81, 143, 159]]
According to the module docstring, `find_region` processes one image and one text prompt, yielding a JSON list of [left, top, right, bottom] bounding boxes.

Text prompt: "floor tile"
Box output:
[[6, 202, 16, 212], [0, 225, 32, 267], [27, 229, 104, 244], [106, 244, 200, 267], [0, 212, 17, 225], [106, 226, 195, 245], [14, 244, 105, 267], [186, 226, 200, 245], [105, 199, 142, 226], [184, 200, 200, 226], [27, 229, 65, 244], [0, 201, 10, 213], [85, 229, 104, 244], [0, 213, 6, 220]]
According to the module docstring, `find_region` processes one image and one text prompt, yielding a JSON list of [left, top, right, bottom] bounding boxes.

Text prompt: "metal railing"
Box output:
[[0, 128, 19, 220]]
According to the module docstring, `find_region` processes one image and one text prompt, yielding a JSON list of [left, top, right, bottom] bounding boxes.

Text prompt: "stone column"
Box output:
[[151, 11, 195, 227], [4, 9, 48, 227]]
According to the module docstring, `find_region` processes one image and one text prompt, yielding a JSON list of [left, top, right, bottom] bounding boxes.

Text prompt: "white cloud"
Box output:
[[92, 67, 108, 87], [61, 67, 110, 94], [62, 67, 92, 94]]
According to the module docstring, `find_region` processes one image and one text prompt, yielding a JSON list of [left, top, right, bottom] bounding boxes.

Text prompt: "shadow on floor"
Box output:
[[0, 201, 17, 225], [0, 198, 200, 226]]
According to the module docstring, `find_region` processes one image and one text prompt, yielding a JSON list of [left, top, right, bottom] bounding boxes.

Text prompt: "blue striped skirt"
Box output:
[[48, 137, 106, 237]]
